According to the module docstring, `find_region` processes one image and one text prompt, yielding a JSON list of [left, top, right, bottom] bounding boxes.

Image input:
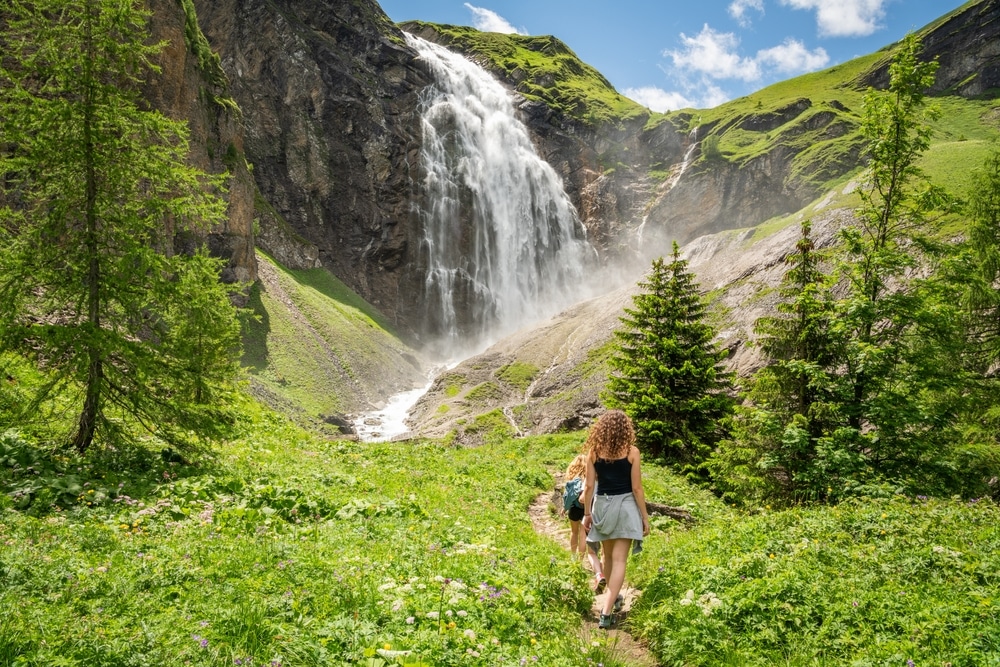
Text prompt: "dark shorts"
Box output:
[[568, 505, 584, 521]]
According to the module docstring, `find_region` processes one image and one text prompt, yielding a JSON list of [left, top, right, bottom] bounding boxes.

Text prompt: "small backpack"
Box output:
[[562, 477, 584, 511]]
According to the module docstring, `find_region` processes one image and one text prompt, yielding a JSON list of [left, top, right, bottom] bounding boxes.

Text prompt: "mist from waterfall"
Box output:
[[406, 33, 597, 360]]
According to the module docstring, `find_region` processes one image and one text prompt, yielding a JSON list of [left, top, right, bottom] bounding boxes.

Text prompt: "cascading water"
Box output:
[[406, 33, 596, 359]]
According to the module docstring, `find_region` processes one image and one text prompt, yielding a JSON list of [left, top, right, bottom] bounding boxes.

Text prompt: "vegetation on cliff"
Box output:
[[399, 21, 650, 129]]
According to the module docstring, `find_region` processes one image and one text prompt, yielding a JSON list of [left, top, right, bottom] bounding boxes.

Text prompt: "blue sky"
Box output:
[[376, 0, 969, 111]]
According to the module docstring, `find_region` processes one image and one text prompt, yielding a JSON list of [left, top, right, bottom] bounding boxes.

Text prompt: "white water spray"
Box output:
[[406, 33, 596, 359]]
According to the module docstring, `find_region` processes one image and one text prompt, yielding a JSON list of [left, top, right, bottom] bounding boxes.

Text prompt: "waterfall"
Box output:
[[406, 33, 596, 359]]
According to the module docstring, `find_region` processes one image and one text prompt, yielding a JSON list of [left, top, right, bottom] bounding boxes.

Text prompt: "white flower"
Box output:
[[464, 629, 476, 640], [405, 616, 415, 625], [456, 610, 468, 617], [391, 600, 403, 611], [426, 611, 440, 619], [445, 610, 453, 617], [378, 582, 396, 591]]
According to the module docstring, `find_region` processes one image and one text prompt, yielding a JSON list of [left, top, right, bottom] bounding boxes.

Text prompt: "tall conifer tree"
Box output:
[[604, 243, 732, 465], [710, 221, 843, 502], [0, 0, 242, 452]]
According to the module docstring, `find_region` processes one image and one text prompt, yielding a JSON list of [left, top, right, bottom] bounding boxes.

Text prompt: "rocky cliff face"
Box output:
[[192, 0, 434, 337], [145, 0, 257, 285], [183, 0, 998, 344]]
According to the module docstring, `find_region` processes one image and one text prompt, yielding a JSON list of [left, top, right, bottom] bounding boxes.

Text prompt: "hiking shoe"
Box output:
[[613, 594, 624, 613], [598, 613, 614, 629], [595, 576, 607, 594]]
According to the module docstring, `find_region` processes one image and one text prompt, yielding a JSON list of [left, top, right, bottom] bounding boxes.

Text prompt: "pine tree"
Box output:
[[604, 242, 732, 465], [828, 33, 947, 488], [0, 0, 243, 452], [710, 221, 844, 502]]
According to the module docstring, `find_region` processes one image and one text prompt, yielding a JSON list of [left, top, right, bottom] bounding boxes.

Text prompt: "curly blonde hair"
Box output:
[[565, 453, 587, 478], [585, 410, 635, 461]]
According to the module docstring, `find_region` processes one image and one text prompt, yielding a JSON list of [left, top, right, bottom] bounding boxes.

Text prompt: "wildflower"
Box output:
[[907, 661, 915, 667], [383, 644, 391, 651], [426, 611, 440, 619], [405, 617, 415, 624], [456, 610, 468, 617], [530, 638, 537, 645], [448, 621, 456, 630], [464, 629, 476, 640]]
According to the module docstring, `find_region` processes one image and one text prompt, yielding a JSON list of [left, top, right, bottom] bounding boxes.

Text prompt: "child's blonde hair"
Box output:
[[565, 453, 587, 478]]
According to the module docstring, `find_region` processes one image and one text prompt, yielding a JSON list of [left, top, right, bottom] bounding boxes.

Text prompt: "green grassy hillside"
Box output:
[[2, 406, 996, 665], [242, 252, 424, 431]]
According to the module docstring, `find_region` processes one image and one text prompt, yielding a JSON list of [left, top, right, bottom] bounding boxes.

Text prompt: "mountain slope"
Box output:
[[243, 252, 425, 433]]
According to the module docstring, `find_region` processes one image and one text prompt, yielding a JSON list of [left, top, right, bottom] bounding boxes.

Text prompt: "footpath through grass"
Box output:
[[0, 406, 667, 667]]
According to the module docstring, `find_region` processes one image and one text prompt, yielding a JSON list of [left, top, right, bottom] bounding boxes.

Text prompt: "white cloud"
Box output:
[[756, 39, 829, 73], [666, 24, 761, 81], [780, 0, 888, 37], [463, 3, 526, 35], [699, 82, 732, 109], [660, 25, 830, 103], [623, 86, 695, 113], [729, 0, 764, 28]]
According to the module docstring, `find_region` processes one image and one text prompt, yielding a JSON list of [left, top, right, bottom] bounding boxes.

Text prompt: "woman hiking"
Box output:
[[580, 410, 650, 629]]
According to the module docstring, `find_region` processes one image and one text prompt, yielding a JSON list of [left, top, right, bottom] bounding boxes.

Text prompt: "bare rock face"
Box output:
[[145, 0, 257, 285], [192, 0, 431, 336], [865, 0, 1000, 96]]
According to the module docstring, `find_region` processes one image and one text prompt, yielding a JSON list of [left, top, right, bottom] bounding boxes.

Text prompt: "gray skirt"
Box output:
[[586, 492, 644, 543]]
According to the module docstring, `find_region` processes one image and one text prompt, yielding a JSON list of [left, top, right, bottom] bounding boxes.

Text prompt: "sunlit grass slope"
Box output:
[[0, 415, 721, 667], [242, 251, 423, 428], [629, 495, 1000, 666], [2, 407, 997, 665]]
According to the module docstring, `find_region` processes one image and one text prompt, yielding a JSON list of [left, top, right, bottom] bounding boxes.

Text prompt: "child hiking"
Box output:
[[581, 410, 650, 629], [562, 454, 605, 586]]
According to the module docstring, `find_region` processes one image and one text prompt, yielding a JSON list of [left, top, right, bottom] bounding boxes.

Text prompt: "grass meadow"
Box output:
[[1, 396, 998, 666]]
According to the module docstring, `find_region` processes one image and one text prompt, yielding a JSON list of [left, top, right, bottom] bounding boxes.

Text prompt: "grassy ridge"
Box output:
[[402, 22, 650, 130], [242, 252, 423, 426]]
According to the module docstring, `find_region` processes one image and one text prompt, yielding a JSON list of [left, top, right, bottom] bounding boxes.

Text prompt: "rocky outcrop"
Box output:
[[865, 0, 1000, 96], [145, 0, 257, 285], [192, 0, 432, 336]]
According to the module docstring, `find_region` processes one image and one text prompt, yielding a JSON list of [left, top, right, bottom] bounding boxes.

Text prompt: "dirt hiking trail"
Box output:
[[528, 484, 660, 667]]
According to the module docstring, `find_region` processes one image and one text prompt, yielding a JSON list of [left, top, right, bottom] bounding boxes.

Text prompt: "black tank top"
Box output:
[[594, 456, 632, 495]]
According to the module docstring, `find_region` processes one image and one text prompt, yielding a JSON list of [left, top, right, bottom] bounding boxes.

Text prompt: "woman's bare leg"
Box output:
[[601, 538, 632, 616]]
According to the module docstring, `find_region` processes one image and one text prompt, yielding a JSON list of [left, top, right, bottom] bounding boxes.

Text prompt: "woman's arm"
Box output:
[[630, 446, 651, 536], [581, 453, 596, 529]]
